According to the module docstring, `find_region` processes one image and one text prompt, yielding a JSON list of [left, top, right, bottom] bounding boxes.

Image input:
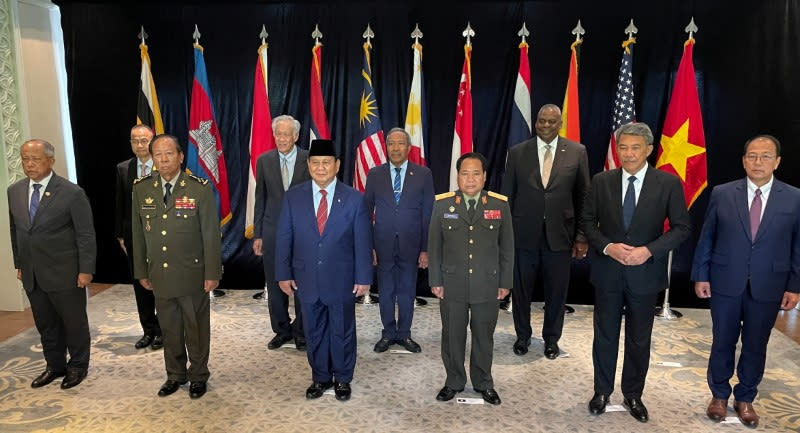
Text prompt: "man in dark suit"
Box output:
[[132, 134, 221, 399], [501, 104, 590, 359], [582, 123, 690, 422], [364, 127, 434, 353], [8, 139, 96, 389], [252, 115, 310, 351], [692, 135, 800, 428], [115, 124, 162, 350], [275, 139, 372, 402], [428, 152, 514, 405]]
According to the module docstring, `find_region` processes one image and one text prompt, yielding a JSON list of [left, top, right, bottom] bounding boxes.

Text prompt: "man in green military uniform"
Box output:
[[428, 152, 514, 405], [131, 134, 221, 400]]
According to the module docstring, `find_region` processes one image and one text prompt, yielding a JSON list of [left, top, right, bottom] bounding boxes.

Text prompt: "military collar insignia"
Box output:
[[145, 197, 154, 204]]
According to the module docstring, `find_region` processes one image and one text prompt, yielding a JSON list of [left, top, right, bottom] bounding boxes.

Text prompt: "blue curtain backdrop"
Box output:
[[54, 0, 800, 308]]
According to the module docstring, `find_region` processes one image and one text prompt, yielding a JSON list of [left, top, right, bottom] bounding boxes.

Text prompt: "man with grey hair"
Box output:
[[8, 139, 96, 389], [501, 103, 590, 359], [364, 127, 434, 353], [253, 114, 310, 350], [582, 122, 690, 422]]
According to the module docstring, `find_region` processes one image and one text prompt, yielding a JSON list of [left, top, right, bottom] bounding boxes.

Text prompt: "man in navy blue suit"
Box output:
[[364, 128, 434, 353], [275, 139, 373, 402], [692, 135, 800, 428]]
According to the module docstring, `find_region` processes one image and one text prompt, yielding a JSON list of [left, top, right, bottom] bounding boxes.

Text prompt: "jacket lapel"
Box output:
[[525, 140, 544, 190], [754, 179, 782, 243], [290, 149, 309, 187], [31, 174, 61, 226], [609, 169, 624, 231], [734, 179, 752, 241], [627, 166, 656, 232], [546, 137, 568, 188]]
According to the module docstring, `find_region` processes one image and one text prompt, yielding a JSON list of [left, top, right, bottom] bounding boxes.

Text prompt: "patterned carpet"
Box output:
[[0, 285, 798, 433]]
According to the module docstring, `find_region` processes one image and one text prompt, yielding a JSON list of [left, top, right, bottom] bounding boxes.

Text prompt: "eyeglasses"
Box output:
[[130, 139, 150, 145], [744, 154, 776, 162]]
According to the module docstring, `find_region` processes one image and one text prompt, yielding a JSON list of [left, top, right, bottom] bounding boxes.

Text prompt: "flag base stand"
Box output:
[[356, 294, 378, 305], [252, 290, 265, 300], [414, 297, 427, 307], [210, 289, 225, 299], [500, 298, 512, 313], [656, 303, 683, 320]]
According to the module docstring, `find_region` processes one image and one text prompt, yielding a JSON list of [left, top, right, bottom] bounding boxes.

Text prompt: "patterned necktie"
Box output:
[[164, 183, 172, 205], [317, 189, 328, 234], [281, 157, 290, 191], [140, 163, 147, 177], [623, 176, 636, 230], [468, 198, 476, 220], [750, 188, 762, 240], [393, 167, 402, 204], [29, 183, 41, 220], [541, 144, 553, 187]]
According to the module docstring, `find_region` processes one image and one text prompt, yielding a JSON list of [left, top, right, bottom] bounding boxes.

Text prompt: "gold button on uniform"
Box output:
[[469, 269, 473, 274], [162, 214, 168, 219], [469, 239, 473, 244], [194, 259, 199, 263], [469, 254, 473, 259], [469, 226, 473, 231], [161, 230, 167, 236], [162, 263, 168, 268], [162, 246, 167, 251]]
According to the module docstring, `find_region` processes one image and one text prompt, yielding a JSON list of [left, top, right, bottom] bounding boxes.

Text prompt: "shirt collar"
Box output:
[[313, 179, 337, 197], [30, 171, 53, 189], [622, 163, 648, 181], [279, 145, 298, 161], [390, 160, 408, 172], [536, 135, 558, 150], [746, 175, 773, 195]]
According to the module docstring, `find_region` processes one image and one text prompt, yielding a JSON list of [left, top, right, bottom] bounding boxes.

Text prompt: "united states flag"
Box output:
[[605, 39, 636, 170], [354, 41, 386, 192]]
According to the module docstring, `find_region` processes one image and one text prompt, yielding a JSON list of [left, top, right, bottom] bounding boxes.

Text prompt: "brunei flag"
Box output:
[[655, 37, 707, 209], [559, 39, 581, 142], [136, 37, 164, 134]]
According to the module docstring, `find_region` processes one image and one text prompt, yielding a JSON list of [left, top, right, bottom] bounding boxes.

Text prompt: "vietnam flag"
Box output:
[[655, 37, 707, 209], [559, 40, 581, 142], [448, 44, 473, 191], [245, 40, 275, 239]]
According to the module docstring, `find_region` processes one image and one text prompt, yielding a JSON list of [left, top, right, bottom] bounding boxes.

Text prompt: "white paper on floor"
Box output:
[[605, 405, 627, 412], [721, 417, 742, 424], [389, 349, 412, 354], [456, 397, 484, 405], [655, 361, 683, 367], [323, 389, 335, 396]]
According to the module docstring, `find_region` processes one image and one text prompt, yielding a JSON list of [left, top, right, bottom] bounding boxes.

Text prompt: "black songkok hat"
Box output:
[[309, 139, 337, 159]]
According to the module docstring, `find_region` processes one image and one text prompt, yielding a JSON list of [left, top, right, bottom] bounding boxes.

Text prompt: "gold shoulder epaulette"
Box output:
[[435, 191, 456, 201], [133, 173, 151, 185], [487, 191, 508, 202], [188, 174, 209, 185]]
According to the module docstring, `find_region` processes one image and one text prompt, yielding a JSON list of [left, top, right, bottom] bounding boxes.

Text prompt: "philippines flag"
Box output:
[[605, 38, 636, 171], [187, 42, 232, 227], [449, 45, 473, 191], [404, 39, 427, 166], [245, 39, 275, 239], [309, 42, 330, 142], [354, 40, 386, 192]]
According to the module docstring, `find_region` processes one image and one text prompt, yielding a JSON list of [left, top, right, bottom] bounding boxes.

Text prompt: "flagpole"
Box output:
[[252, 24, 271, 302]]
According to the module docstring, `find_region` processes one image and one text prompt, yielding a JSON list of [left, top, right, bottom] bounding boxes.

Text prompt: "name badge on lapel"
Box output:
[[444, 213, 459, 219]]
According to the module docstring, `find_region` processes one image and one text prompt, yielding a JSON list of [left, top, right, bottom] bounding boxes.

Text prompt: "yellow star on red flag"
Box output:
[[656, 119, 705, 181]]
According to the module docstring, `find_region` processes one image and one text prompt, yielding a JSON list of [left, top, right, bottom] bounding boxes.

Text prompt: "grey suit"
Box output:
[[8, 172, 96, 372], [428, 190, 514, 390], [253, 147, 310, 339]]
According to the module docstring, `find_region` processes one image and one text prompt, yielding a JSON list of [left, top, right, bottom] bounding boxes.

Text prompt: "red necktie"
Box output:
[[317, 189, 328, 234]]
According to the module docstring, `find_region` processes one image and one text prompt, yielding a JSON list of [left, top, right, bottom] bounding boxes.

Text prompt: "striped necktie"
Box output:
[[317, 190, 328, 234], [393, 167, 402, 204]]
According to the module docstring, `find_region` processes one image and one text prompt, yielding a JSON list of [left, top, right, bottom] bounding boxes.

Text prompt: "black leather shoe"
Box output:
[[189, 381, 207, 399], [373, 337, 393, 353], [267, 334, 293, 350], [306, 381, 333, 399], [397, 337, 422, 353], [295, 338, 307, 351], [589, 393, 609, 415], [60, 369, 87, 389], [135, 335, 153, 349], [334, 381, 351, 401], [623, 397, 649, 422], [513, 338, 531, 355], [544, 342, 560, 359], [31, 368, 65, 388], [474, 388, 501, 405], [150, 335, 164, 350], [435, 386, 463, 402], [158, 379, 187, 396]]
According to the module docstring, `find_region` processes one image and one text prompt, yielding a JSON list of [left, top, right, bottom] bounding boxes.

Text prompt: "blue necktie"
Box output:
[[393, 167, 402, 204], [29, 183, 41, 220], [623, 175, 636, 230]]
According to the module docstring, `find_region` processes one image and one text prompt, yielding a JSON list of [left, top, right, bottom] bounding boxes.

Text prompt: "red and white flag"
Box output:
[[449, 44, 473, 191]]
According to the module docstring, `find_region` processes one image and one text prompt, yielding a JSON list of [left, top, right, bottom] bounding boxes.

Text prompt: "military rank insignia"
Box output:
[[175, 196, 196, 210], [484, 210, 501, 220]]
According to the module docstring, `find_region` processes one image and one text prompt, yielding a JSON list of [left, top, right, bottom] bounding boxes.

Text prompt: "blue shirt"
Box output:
[[279, 145, 298, 185], [389, 160, 408, 193], [312, 179, 337, 215]]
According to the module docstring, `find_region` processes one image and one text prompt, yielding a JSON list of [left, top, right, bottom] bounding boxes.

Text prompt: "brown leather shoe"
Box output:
[[706, 398, 728, 422], [734, 401, 759, 428]]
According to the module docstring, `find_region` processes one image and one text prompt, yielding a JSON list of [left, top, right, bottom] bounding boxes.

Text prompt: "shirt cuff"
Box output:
[[602, 243, 612, 255]]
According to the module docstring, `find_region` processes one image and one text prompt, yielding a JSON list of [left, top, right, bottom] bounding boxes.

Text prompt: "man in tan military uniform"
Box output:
[[131, 134, 221, 400], [428, 152, 514, 405]]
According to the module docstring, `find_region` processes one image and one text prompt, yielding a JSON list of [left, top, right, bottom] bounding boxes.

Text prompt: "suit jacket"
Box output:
[[427, 190, 514, 303], [691, 178, 800, 302], [253, 148, 310, 282], [131, 171, 222, 299], [274, 180, 373, 305], [501, 136, 590, 251], [582, 166, 691, 293], [8, 173, 97, 292], [364, 161, 434, 265]]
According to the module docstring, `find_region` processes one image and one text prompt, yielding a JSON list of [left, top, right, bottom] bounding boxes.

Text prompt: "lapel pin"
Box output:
[[45, 192, 51, 197], [153, 181, 158, 188], [449, 206, 455, 212], [409, 171, 414, 176], [180, 180, 186, 187]]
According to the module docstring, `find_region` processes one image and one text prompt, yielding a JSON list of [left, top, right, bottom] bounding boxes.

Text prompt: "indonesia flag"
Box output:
[[245, 37, 275, 239], [449, 44, 473, 191], [309, 40, 330, 142], [605, 38, 636, 171], [354, 39, 386, 192], [187, 42, 232, 226], [404, 38, 426, 166]]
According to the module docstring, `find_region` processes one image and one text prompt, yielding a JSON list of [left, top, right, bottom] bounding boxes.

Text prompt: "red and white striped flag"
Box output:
[[245, 35, 275, 239], [449, 43, 473, 191], [605, 37, 636, 171]]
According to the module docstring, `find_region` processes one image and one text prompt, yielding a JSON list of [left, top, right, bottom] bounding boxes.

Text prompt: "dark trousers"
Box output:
[[26, 281, 91, 372], [154, 291, 210, 382], [511, 242, 571, 343], [377, 241, 418, 340], [125, 239, 160, 337], [266, 280, 304, 340], [440, 299, 498, 391], [708, 284, 781, 402], [592, 279, 658, 398], [301, 298, 357, 383]]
